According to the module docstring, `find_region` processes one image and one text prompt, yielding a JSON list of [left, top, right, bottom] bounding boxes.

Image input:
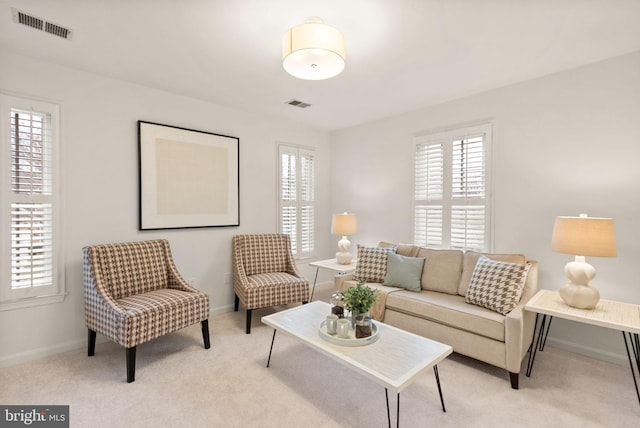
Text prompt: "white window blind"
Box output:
[[278, 144, 315, 258], [1, 94, 62, 309], [413, 124, 492, 252], [414, 142, 444, 247]]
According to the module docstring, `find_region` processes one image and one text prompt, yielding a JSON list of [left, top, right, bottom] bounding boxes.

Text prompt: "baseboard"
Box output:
[[0, 338, 86, 369], [1, 334, 627, 370], [0, 307, 233, 369], [544, 336, 628, 366], [314, 280, 334, 288], [211, 304, 234, 316]]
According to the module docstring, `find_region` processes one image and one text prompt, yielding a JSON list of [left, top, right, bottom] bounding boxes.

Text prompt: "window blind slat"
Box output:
[[414, 143, 444, 201], [414, 205, 443, 248], [10, 201, 54, 289], [451, 205, 485, 251], [452, 137, 485, 199], [10, 111, 53, 196]]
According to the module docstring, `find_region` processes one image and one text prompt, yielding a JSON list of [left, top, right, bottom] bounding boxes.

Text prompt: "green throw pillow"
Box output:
[[383, 252, 425, 292]]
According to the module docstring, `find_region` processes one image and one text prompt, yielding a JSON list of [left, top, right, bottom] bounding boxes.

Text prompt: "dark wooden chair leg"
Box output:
[[88, 329, 96, 357], [201, 320, 211, 349], [246, 309, 252, 334], [126, 347, 136, 383], [234, 294, 239, 312], [509, 371, 519, 389]]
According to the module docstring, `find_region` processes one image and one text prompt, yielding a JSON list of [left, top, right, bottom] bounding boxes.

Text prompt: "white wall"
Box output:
[[2, 49, 639, 368], [331, 51, 640, 363], [0, 51, 333, 366]]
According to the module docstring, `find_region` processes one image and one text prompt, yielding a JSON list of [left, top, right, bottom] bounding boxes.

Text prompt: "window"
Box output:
[[0, 94, 63, 310], [413, 123, 492, 252], [278, 144, 315, 259]]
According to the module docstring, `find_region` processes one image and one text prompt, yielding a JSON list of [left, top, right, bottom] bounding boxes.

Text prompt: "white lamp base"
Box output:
[[336, 236, 352, 265], [559, 283, 600, 309], [559, 256, 599, 309], [336, 251, 353, 265]]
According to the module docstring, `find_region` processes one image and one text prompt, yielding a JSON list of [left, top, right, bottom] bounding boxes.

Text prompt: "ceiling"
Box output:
[[1, 0, 640, 131]]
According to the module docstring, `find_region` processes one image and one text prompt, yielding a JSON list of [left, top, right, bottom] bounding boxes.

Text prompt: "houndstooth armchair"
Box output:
[[83, 239, 210, 382], [232, 234, 309, 333]]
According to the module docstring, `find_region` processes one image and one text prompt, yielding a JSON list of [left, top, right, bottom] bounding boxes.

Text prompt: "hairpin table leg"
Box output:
[[266, 330, 277, 368]]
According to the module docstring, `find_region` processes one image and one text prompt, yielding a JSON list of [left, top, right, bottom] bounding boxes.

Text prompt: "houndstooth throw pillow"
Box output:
[[354, 245, 397, 283], [465, 256, 531, 315]]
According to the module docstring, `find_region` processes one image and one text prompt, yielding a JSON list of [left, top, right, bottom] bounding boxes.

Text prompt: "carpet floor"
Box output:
[[1, 283, 638, 427]]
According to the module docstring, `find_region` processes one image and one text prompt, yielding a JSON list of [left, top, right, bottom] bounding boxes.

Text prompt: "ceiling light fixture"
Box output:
[[282, 17, 345, 80]]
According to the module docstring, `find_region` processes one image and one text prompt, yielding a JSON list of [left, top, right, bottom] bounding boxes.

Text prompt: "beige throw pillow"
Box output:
[[378, 242, 420, 257], [416, 248, 463, 294]]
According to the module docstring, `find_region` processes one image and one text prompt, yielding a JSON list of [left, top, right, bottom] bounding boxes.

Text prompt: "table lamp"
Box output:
[[551, 214, 616, 309], [331, 213, 357, 264]]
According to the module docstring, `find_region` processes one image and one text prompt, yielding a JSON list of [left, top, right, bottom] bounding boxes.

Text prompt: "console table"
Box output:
[[525, 289, 640, 405], [308, 258, 357, 301]]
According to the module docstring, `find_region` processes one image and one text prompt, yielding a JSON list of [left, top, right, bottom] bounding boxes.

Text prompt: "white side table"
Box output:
[[308, 258, 357, 301], [525, 289, 640, 405]]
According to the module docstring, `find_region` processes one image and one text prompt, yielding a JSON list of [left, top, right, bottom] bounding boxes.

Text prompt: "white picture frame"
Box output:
[[138, 121, 239, 229]]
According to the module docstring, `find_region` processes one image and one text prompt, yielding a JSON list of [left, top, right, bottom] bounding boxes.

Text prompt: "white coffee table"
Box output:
[[262, 301, 453, 427]]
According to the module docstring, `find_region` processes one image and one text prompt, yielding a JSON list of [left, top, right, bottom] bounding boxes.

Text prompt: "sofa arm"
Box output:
[[504, 302, 536, 373], [83, 247, 126, 315], [334, 273, 355, 291], [504, 261, 539, 373]]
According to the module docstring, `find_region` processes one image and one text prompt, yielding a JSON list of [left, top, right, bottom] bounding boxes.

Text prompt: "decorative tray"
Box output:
[[318, 319, 380, 347]]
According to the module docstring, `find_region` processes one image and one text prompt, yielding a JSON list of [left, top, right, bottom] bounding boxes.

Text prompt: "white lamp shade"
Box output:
[[331, 213, 357, 236], [551, 215, 616, 257], [282, 19, 345, 80]]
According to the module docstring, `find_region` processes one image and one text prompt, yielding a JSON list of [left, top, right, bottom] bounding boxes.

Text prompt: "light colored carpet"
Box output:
[[1, 282, 638, 427]]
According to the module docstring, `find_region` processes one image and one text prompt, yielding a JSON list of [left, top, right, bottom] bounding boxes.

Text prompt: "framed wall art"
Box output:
[[138, 121, 239, 230]]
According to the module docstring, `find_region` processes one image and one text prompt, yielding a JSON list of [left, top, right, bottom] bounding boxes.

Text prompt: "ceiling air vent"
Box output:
[[286, 99, 311, 109], [11, 7, 73, 41]]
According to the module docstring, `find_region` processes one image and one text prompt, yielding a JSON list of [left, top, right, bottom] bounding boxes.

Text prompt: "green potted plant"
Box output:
[[342, 280, 378, 338]]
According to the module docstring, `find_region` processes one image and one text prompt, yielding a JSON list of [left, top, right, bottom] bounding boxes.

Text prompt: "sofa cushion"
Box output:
[[383, 252, 425, 292], [385, 289, 506, 342], [416, 248, 463, 294], [340, 280, 402, 321], [458, 251, 527, 296], [465, 256, 531, 315], [378, 241, 420, 257], [354, 245, 397, 283]]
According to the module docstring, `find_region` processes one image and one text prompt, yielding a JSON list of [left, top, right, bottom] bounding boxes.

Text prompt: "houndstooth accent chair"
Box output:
[[83, 239, 210, 382], [232, 234, 309, 333]]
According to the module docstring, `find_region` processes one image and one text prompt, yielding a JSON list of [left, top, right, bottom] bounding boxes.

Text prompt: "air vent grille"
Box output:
[[45, 21, 71, 39], [12, 8, 73, 40], [17, 11, 43, 30], [286, 99, 311, 109]]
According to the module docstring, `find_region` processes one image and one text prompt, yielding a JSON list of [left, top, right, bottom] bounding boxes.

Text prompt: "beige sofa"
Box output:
[[335, 242, 538, 389]]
